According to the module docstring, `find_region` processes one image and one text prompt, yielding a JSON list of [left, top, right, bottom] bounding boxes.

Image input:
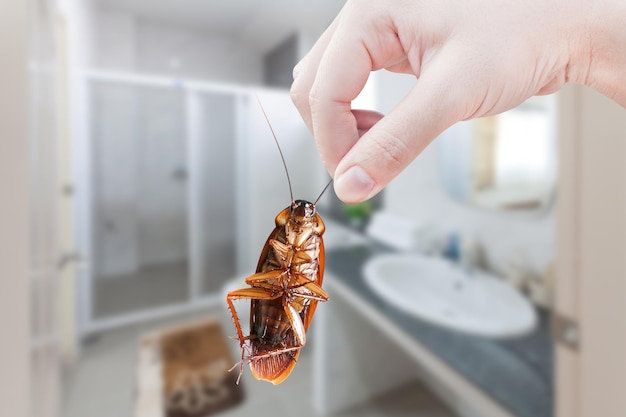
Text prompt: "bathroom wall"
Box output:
[[375, 71, 554, 276], [93, 7, 135, 70], [93, 7, 264, 83], [264, 33, 299, 88]]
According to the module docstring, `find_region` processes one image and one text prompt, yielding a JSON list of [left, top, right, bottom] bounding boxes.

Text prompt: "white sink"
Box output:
[[363, 254, 537, 338]]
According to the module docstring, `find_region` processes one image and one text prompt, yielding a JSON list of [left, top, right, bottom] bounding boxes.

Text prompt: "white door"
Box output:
[[556, 85, 626, 416], [0, 0, 64, 416]]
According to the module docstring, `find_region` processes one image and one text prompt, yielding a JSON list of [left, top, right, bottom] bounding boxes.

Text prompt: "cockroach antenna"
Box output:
[[314, 179, 333, 206], [255, 95, 294, 204]]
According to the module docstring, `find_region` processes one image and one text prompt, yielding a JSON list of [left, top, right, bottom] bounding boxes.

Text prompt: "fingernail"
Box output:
[[335, 166, 375, 202]]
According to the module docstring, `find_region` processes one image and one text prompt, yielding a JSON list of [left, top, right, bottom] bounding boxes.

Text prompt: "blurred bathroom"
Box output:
[[9, 1, 626, 417]]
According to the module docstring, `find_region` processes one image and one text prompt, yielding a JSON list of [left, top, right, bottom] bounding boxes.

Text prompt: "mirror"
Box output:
[[438, 96, 557, 212]]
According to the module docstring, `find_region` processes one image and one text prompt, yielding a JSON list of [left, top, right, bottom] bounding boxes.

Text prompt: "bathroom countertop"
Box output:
[[325, 243, 553, 417]]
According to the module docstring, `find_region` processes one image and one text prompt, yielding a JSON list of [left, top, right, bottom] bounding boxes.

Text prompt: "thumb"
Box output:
[[333, 55, 467, 203]]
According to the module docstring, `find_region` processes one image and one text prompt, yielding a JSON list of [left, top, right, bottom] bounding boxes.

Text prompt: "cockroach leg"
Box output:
[[226, 287, 282, 347], [228, 342, 300, 385], [244, 270, 285, 292], [228, 298, 307, 383], [227, 340, 254, 385], [228, 335, 257, 342], [248, 346, 301, 361], [228, 356, 249, 385], [288, 274, 329, 301], [226, 288, 282, 383]]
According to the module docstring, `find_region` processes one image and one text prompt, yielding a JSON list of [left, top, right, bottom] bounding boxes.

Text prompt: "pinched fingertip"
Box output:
[[334, 165, 377, 203]]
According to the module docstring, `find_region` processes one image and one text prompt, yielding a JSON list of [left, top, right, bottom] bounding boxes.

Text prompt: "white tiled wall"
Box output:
[[136, 20, 263, 83], [93, 8, 135, 70], [385, 142, 555, 275], [93, 7, 264, 84]]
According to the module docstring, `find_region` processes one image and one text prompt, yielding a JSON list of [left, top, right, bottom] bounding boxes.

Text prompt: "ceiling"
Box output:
[[96, 0, 344, 52]]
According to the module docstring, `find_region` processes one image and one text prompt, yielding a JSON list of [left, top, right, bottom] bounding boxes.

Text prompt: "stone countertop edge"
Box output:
[[323, 244, 554, 417]]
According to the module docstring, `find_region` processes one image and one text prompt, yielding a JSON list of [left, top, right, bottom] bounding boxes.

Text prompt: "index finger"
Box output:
[[309, 25, 373, 175]]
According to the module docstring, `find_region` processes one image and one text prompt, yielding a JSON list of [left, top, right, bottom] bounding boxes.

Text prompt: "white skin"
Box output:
[[291, 0, 626, 203]]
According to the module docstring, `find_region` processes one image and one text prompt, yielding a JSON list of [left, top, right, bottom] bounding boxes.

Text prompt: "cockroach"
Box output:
[[226, 99, 331, 385]]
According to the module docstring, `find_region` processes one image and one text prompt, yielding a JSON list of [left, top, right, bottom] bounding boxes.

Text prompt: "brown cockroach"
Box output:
[[226, 100, 331, 385]]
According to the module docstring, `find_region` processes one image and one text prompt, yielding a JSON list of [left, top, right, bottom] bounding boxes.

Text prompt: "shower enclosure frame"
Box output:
[[74, 69, 284, 337]]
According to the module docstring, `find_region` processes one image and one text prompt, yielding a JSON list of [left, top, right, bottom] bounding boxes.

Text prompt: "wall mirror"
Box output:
[[438, 96, 557, 212]]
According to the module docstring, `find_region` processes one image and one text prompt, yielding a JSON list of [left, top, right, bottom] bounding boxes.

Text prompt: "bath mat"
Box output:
[[135, 318, 244, 417]]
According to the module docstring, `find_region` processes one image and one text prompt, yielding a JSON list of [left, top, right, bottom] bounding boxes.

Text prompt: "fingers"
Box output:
[[352, 109, 384, 136], [293, 22, 373, 174], [291, 11, 343, 132], [292, 2, 407, 175], [334, 52, 465, 203], [291, 0, 572, 204], [291, 1, 470, 203]]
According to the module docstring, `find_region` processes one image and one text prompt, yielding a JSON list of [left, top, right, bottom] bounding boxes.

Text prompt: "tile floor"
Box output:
[[62, 308, 456, 417]]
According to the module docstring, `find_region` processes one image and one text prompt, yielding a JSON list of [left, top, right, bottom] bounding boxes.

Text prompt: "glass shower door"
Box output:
[[188, 91, 237, 297], [90, 82, 189, 318]]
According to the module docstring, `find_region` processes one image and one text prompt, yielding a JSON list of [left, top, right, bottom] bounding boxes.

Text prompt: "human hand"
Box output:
[[291, 0, 626, 203]]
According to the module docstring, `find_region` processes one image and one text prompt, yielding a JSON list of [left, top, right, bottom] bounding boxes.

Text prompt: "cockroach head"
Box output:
[[291, 199, 315, 220]]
